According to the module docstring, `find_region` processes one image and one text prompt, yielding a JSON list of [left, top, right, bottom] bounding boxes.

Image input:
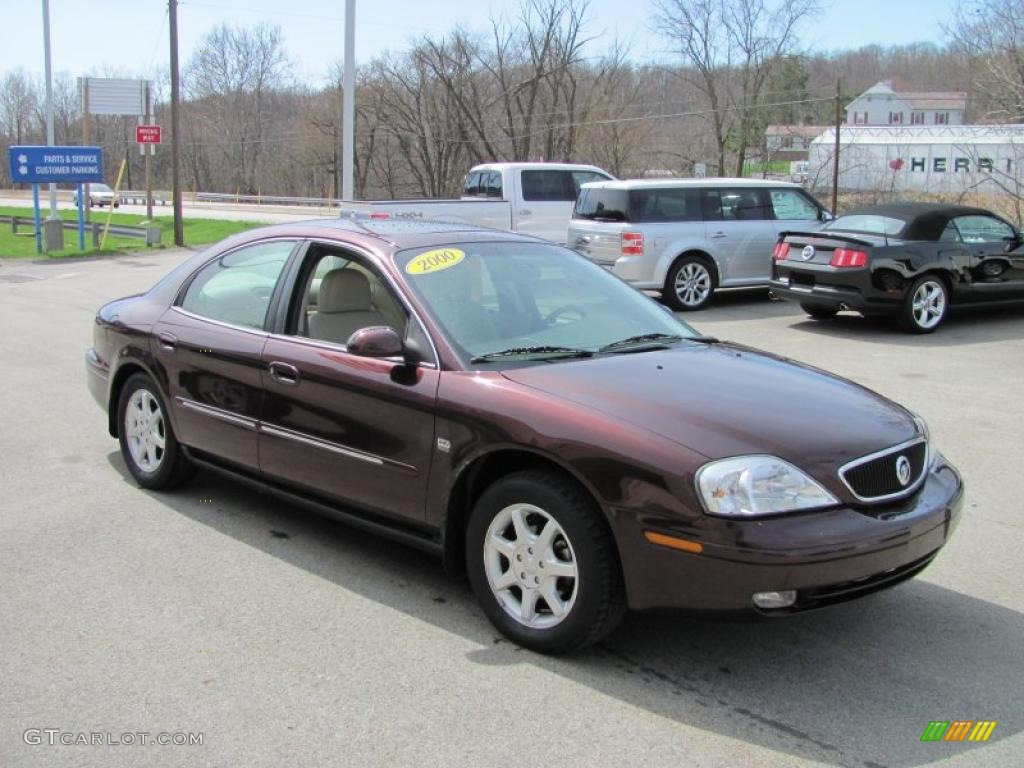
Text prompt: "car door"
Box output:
[[258, 243, 440, 523], [951, 214, 1024, 300], [516, 169, 609, 243], [700, 187, 777, 283], [152, 238, 298, 471]]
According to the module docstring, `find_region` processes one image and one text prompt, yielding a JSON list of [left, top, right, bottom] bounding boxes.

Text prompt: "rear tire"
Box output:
[[664, 255, 716, 311], [898, 275, 948, 333], [117, 373, 195, 490], [466, 470, 626, 654], [800, 303, 839, 320]]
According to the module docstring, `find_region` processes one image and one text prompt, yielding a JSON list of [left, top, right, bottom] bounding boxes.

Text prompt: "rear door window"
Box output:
[[768, 188, 820, 220], [702, 188, 771, 221], [628, 188, 701, 223], [521, 170, 578, 201]]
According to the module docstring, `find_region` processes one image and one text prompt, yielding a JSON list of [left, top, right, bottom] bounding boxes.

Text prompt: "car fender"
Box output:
[[106, 338, 181, 439], [654, 240, 723, 286]]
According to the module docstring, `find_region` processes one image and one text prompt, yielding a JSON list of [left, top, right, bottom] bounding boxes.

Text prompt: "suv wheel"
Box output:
[[899, 275, 948, 333], [466, 470, 625, 654], [664, 255, 715, 311]]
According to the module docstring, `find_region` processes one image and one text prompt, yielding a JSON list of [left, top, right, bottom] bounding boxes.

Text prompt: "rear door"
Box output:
[[153, 238, 297, 471], [700, 187, 776, 283], [517, 169, 610, 243], [258, 243, 439, 522]]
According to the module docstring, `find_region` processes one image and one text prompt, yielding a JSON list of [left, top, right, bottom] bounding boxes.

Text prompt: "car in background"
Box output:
[[568, 178, 830, 310], [86, 219, 962, 654], [73, 182, 120, 208], [770, 203, 1024, 333]]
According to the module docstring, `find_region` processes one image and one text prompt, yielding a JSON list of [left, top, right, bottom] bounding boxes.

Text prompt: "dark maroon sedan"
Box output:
[[86, 220, 963, 653]]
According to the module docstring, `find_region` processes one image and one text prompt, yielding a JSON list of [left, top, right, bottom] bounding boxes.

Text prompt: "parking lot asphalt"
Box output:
[[2, 249, 1022, 768]]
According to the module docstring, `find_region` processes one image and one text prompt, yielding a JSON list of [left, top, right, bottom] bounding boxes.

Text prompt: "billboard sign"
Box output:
[[8, 145, 104, 184], [79, 77, 146, 116]]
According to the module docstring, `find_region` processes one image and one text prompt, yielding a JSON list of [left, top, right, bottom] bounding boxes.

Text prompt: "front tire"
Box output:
[[664, 255, 716, 311], [899, 275, 948, 333], [800, 303, 839, 319], [117, 373, 195, 490], [466, 470, 625, 654]]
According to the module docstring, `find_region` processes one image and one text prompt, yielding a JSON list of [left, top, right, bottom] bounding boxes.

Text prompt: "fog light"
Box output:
[[752, 590, 797, 609]]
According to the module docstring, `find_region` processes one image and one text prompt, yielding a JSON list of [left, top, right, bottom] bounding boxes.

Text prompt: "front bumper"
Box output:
[[613, 456, 963, 613]]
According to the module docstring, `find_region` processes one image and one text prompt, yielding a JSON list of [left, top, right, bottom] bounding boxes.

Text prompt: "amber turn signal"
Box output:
[[644, 531, 703, 554]]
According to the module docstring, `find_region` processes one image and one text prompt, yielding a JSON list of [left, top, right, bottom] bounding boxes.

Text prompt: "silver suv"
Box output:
[[569, 178, 829, 310]]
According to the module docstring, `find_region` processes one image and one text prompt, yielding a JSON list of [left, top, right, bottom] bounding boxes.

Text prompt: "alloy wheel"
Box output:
[[125, 389, 166, 472], [911, 280, 946, 330], [483, 503, 578, 629], [674, 262, 712, 307]]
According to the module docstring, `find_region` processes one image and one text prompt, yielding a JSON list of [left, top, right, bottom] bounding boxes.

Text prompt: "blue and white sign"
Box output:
[[8, 145, 104, 184]]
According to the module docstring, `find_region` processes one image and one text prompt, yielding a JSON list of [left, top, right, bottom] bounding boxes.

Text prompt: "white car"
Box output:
[[73, 183, 119, 208], [568, 178, 830, 310]]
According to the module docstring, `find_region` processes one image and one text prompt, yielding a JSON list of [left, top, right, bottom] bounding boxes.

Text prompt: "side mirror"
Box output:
[[1004, 234, 1022, 252], [820, 209, 834, 222], [346, 326, 404, 359]]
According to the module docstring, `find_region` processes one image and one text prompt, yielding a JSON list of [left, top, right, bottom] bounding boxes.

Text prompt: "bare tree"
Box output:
[[947, 0, 1024, 121], [652, 0, 818, 176]]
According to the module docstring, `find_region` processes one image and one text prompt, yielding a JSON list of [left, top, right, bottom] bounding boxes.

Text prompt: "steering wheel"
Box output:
[[544, 304, 588, 326]]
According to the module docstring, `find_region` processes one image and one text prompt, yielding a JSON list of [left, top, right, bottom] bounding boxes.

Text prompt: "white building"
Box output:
[[845, 81, 966, 127], [808, 125, 1024, 195]]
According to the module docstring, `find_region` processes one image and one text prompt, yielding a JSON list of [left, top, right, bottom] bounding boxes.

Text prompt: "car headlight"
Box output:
[[696, 456, 839, 517]]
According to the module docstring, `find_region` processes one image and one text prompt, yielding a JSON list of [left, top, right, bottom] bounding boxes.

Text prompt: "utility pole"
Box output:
[[144, 83, 153, 220], [341, 0, 355, 201], [41, 0, 64, 249], [169, 0, 184, 245], [831, 78, 841, 216]]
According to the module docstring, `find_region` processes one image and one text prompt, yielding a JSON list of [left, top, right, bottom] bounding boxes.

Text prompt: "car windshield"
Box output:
[[825, 214, 906, 236], [394, 241, 699, 363], [92, 184, 113, 193]]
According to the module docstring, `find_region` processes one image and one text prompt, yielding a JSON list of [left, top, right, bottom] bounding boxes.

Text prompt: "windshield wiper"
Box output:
[[599, 333, 685, 352], [470, 345, 594, 363], [599, 333, 720, 353]]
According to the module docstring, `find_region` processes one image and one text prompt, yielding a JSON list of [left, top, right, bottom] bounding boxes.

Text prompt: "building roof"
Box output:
[[811, 124, 1024, 145], [853, 81, 966, 111]]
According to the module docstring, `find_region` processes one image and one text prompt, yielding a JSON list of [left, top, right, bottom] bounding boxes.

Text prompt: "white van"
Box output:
[[568, 178, 830, 309]]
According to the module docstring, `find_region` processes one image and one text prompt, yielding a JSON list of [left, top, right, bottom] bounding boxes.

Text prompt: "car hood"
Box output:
[[500, 343, 918, 477]]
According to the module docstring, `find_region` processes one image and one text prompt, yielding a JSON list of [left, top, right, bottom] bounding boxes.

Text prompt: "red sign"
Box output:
[[136, 125, 162, 144]]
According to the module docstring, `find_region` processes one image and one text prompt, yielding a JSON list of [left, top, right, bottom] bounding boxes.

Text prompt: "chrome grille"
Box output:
[[839, 439, 928, 502]]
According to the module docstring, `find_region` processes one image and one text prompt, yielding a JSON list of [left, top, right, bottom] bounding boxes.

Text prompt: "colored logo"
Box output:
[[895, 455, 911, 486], [890, 158, 905, 171], [406, 248, 465, 275], [920, 721, 996, 742]]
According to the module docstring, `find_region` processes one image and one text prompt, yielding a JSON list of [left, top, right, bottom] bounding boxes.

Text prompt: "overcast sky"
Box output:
[[1, 0, 961, 85]]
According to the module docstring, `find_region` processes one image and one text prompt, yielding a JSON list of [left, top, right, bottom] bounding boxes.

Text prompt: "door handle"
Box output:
[[157, 332, 177, 351], [519, 209, 532, 216], [710, 231, 727, 239], [268, 361, 300, 385]]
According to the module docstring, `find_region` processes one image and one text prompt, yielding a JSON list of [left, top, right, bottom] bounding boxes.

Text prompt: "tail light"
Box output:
[[830, 248, 868, 268], [621, 232, 644, 256], [369, 212, 390, 220], [772, 241, 791, 260]]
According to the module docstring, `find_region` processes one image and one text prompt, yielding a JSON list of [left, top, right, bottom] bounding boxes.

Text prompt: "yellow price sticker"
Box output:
[[405, 248, 466, 275]]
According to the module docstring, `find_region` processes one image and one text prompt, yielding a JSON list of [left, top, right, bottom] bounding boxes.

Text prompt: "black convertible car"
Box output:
[[770, 203, 1024, 332]]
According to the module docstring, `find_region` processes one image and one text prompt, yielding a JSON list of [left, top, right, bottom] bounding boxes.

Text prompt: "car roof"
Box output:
[[470, 162, 607, 173], [221, 217, 550, 252], [835, 203, 1005, 241], [580, 177, 801, 190]]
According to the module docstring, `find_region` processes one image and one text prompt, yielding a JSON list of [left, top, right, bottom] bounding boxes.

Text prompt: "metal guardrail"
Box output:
[[1, 215, 162, 247], [114, 190, 343, 208]]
